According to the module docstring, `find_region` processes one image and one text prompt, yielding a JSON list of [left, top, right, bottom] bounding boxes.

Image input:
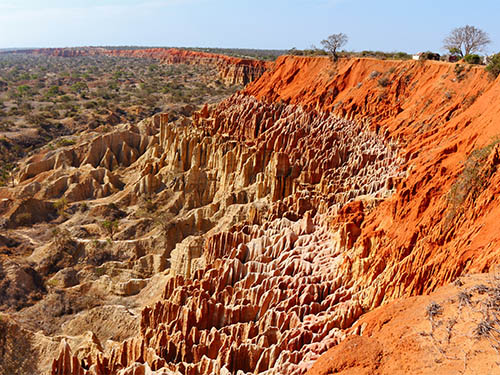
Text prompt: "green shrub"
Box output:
[[454, 63, 467, 82], [46, 85, 61, 97], [54, 197, 68, 216], [447, 137, 500, 223], [26, 113, 47, 127], [56, 138, 75, 147], [420, 52, 441, 61], [100, 219, 119, 239], [394, 52, 412, 60], [378, 77, 390, 87], [486, 53, 500, 78], [288, 47, 304, 56], [51, 227, 75, 251], [464, 54, 481, 64], [71, 81, 88, 94], [17, 84, 32, 97], [15, 212, 32, 225]]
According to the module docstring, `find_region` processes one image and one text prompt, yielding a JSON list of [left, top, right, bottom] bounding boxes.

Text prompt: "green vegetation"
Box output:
[[464, 54, 481, 64], [46, 85, 61, 98], [0, 52, 242, 171], [486, 53, 500, 78], [419, 51, 441, 61], [14, 212, 32, 225], [287, 48, 412, 61], [104, 46, 288, 61], [354, 51, 412, 60], [100, 219, 119, 240], [54, 197, 68, 217], [447, 137, 500, 222], [287, 47, 328, 57], [51, 227, 76, 253], [454, 63, 469, 82], [0, 161, 14, 186], [378, 77, 390, 87], [17, 84, 32, 97], [56, 138, 76, 147]]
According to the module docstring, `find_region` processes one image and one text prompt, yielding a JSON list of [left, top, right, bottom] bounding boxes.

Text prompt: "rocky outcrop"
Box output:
[[193, 95, 401, 205], [43, 64, 403, 374], [13, 121, 158, 204], [49, 215, 365, 375], [0, 315, 59, 374], [11, 47, 269, 85]]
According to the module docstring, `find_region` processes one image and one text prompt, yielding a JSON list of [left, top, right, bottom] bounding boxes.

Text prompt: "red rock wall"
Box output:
[[247, 55, 500, 297]]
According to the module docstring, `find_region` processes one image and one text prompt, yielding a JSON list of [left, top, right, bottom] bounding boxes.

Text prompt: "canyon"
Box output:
[[1, 50, 500, 375]]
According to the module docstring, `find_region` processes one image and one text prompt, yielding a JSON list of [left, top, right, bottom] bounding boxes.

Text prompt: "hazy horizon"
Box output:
[[1, 0, 499, 54]]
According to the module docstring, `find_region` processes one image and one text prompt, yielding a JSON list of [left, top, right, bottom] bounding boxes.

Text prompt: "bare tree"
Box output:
[[321, 33, 348, 61], [443, 25, 491, 57]]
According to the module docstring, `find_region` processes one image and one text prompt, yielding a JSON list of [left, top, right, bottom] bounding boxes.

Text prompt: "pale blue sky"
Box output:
[[0, 0, 499, 54]]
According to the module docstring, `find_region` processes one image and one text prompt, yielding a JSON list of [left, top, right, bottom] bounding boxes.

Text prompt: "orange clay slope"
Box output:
[[246, 55, 500, 305], [307, 272, 500, 375]]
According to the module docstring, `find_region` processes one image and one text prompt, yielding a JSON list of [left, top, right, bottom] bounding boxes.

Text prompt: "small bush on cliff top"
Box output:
[[454, 63, 468, 82], [486, 53, 500, 78], [464, 54, 481, 65], [419, 52, 441, 61]]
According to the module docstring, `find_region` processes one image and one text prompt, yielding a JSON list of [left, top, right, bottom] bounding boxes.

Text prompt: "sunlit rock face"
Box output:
[[46, 68, 402, 374]]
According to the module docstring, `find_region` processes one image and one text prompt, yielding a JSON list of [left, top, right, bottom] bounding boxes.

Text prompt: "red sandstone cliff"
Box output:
[[28, 55, 500, 373], [106, 48, 270, 85], [12, 47, 269, 85], [247, 56, 500, 295]]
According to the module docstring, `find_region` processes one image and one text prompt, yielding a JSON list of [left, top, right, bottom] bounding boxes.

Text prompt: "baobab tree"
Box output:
[[321, 33, 348, 61], [443, 25, 491, 57]]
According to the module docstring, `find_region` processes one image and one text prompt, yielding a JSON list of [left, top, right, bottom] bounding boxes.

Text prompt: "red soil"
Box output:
[[246, 56, 500, 299]]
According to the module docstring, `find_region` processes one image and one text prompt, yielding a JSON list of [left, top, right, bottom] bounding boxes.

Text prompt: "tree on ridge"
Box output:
[[321, 33, 348, 62], [443, 25, 491, 57]]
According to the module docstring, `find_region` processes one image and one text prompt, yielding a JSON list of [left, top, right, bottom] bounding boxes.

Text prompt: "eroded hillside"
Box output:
[[2, 55, 500, 374]]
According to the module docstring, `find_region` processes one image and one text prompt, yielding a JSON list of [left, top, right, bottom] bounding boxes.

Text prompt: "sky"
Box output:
[[0, 0, 499, 54]]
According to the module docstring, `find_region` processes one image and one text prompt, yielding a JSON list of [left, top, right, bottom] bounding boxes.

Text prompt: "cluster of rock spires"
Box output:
[[43, 93, 401, 374], [0, 71, 403, 372], [3, 52, 500, 374], [7, 47, 269, 85]]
